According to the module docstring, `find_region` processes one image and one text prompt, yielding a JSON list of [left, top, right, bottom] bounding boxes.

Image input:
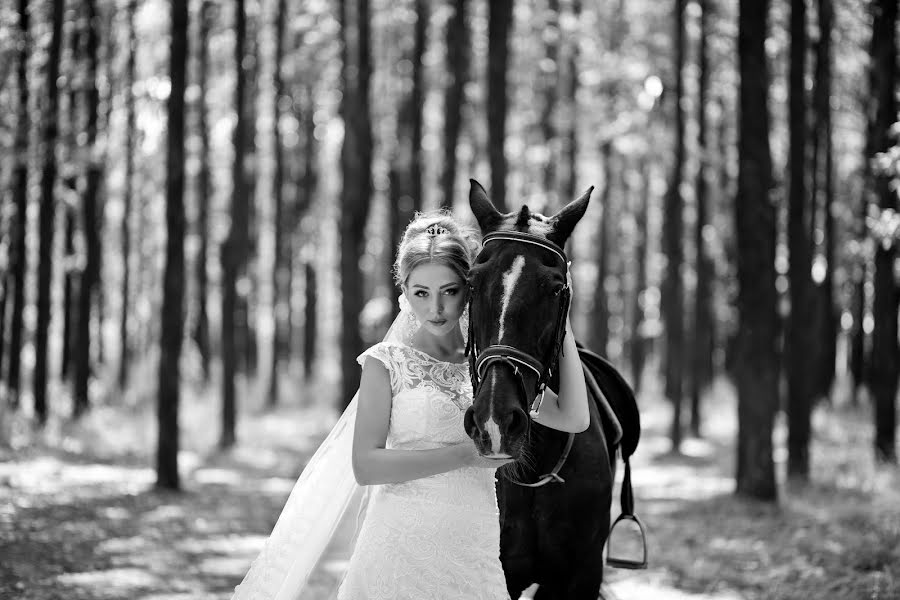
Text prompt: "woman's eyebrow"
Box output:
[[410, 282, 460, 289]]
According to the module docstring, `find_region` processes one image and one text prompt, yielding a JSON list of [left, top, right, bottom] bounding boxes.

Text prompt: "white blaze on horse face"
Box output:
[[497, 255, 526, 343], [485, 370, 504, 454]]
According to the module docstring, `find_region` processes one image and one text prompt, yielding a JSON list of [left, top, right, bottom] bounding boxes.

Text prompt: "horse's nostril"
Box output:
[[463, 406, 477, 438], [507, 408, 529, 439]]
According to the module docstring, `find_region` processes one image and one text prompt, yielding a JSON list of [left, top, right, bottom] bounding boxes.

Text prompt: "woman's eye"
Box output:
[[414, 290, 428, 298], [444, 288, 459, 296]]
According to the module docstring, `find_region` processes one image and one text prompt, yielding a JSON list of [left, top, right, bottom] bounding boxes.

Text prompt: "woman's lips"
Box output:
[[429, 319, 447, 326]]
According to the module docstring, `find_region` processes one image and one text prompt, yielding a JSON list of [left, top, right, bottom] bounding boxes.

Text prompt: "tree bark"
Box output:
[[630, 161, 650, 395], [691, 0, 714, 438], [439, 0, 469, 210], [735, 0, 778, 501], [663, 0, 686, 452], [303, 261, 317, 379], [221, 0, 249, 447], [269, 0, 288, 408], [559, 0, 581, 206], [810, 0, 836, 401], [591, 142, 613, 356], [157, 0, 188, 490], [192, 0, 213, 383], [118, 0, 137, 391], [868, 0, 898, 464], [539, 0, 559, 206], [487, 0, 513, 211], [338, 0, 373, 407], [6, 0, 30, 409], [34, 0, 66, 425], [74, 0, 103, 417], [786, 0, 813, 479]]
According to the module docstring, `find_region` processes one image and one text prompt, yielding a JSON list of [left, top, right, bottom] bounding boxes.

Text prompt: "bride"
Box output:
[[232, 211, 590, 600]]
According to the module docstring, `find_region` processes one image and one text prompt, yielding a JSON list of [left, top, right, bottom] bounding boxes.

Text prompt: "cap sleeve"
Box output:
[[356, 342, 400, 395]]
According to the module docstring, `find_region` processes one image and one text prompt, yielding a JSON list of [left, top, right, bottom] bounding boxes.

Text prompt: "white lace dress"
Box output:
[[336, 342, 510, 600]]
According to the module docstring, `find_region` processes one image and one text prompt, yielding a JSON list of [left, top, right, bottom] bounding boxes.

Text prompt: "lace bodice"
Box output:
[[337, 341, 509, 600]]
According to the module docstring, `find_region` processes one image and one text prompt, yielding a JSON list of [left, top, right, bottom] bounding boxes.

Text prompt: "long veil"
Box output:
[[231, 295, 448, 600]]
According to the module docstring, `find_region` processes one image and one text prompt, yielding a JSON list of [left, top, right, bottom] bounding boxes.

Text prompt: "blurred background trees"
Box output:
[[0, 0, 897, 498]]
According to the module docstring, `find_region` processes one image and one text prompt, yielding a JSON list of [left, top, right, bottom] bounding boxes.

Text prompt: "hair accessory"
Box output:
[[425, 224, 450, 236]]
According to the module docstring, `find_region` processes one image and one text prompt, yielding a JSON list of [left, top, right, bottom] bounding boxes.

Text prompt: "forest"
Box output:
[[0, 0, 898, 598]]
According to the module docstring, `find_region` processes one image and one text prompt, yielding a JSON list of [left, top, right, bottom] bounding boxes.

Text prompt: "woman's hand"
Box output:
[[454, 442, 516, 469]]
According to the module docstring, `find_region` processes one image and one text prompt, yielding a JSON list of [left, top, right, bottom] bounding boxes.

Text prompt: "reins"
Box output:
[[465, 230, 573, 488]]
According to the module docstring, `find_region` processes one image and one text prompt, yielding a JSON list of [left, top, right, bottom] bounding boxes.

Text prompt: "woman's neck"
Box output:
[[411, 326, 465, 361]]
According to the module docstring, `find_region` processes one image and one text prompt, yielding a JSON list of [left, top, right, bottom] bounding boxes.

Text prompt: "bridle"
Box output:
[[465, 230, 574, 486]]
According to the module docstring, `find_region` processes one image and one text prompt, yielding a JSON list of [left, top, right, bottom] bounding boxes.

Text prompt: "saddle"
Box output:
[[576, 341, 647, 570]]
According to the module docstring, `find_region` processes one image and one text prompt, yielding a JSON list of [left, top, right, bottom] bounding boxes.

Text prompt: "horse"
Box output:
[[462, 179, 643, 599]]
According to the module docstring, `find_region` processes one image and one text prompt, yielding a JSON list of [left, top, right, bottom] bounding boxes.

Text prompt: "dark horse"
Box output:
[[463, 180, 643, 599]]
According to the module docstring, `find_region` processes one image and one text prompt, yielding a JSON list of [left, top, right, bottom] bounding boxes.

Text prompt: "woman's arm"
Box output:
[[352, 359, 512, 485], [530, 317, 590, 433]]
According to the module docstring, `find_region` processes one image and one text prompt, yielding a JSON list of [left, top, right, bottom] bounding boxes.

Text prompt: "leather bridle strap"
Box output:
[[514, 432, 575, 487]]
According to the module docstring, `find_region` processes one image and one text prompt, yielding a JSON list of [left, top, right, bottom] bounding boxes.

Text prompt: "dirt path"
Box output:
[[1, 379, 897, 600]]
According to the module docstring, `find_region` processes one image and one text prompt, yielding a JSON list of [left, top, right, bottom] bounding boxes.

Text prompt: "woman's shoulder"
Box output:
[[356, 341, 412, 369]]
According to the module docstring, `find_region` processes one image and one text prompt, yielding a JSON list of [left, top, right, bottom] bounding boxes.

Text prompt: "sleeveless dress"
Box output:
[[336, 341, 510, 600]]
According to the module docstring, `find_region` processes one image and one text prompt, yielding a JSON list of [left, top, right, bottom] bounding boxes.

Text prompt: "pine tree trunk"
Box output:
[[7, 0, 30, 409], [868, 0, 898, 464], [786, 0, 813, 480], [338, 0, 373, 407], [268, 0, 288, 408], [221, 0, 249, 447], [242, 4, 260, 377], [691, 0, 714, 438], [303, 261, 317, 379], [74, 0, 103, 417], [119, 0, 137, 391], [157, 0, 188, 490], [487, 0, 513, 211], [630, 161, 649, 395], [664, 0, 686, 452], [34, 0, 65, 425], [539, 0, 559, 206], [439, 0, 468, 210], [192, 0, 213, 383], [735, 0, 778, 501], [61, 205, 76, 380], [591, 142, 613, 356], [559, 0, 581, 205]]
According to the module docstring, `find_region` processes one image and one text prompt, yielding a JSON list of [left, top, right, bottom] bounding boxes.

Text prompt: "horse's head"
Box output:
[[463, 179, 592, 459]]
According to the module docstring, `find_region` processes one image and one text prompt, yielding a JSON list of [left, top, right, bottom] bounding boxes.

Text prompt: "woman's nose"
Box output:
[[432, 297, 444, 315]]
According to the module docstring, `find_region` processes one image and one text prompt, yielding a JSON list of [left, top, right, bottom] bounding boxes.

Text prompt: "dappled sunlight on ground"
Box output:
[[2, 371, 898, 599]]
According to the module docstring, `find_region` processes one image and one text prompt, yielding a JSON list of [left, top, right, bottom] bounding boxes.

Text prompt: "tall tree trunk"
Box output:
[[269, 0, 288, 408], [34, 0, 66, 425], [303, 261, 317, 378], [221, 0, 249, 447], [811, 0, 836, 401], [74, 0, 103, 417], [630, 161, 650, 395], [61, 205, 76, 380], [439, 0, 468, 210], [192, 0, 213, 383], [242, 2, 260, 377], [690, 0, 714, 438], [559, 0, 581, 206], [338, 0, 373, 407], [389, 0, 427, 295], [786, 0, 813, 480], [487, 0, 513, 211], [868, 0, 898, 464], [735, 0, 778, 501], [118, 0, 137, 391], [663, 0, 686, 452], [539, 0, 559, 206], [157, 0, 188, 490], [591, 142, 613, 355], [7, 0, 30, 409]]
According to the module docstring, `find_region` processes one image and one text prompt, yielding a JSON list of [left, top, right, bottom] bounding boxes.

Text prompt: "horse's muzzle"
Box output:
[[464, 403, 529, 458]]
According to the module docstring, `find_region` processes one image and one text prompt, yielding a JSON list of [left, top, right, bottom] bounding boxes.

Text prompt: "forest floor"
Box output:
[[1, 369, 899, 600]]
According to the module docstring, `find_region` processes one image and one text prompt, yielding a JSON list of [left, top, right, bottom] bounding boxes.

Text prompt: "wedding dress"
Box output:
[[231, 299, 509, 600]]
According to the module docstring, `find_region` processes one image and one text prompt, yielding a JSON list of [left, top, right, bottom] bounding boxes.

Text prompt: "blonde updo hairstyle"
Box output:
[[394, 211, 480, 291]]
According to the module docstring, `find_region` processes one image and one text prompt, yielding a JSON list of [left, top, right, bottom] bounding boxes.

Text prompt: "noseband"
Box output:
[[465, 230, 572, 413]]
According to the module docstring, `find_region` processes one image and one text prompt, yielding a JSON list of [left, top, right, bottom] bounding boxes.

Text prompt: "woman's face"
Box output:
[[403, 262, 467, 337]]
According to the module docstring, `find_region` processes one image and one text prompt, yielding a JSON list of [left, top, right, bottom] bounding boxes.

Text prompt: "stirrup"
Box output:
[[606, 512, 648, 569]]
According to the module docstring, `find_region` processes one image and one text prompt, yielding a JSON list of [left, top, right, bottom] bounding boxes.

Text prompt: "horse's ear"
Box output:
[[469, 179, 503, 233], [548, 186, 593, 246]]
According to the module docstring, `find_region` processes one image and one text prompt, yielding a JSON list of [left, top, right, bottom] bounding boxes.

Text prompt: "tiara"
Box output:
[[425, 224, 449, 236]]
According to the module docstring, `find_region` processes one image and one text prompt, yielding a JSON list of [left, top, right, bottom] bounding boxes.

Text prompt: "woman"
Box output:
[[232, 212, 589, 600]]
